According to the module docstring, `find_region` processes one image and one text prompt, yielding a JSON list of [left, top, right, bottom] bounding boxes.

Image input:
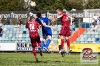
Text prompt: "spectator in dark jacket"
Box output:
[[7, 16, 11, 25], [0, 27, 3, 37]]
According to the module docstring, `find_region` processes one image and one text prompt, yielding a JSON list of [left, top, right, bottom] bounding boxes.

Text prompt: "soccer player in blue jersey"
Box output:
[[36, 13, 52, 52]]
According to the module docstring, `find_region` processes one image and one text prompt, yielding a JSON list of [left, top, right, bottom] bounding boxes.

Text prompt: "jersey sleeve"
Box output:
[[62, 13, 67, 17], [35, 18, 43, 25], [26, 22, 28, 28], [36, 21, 40, 29]]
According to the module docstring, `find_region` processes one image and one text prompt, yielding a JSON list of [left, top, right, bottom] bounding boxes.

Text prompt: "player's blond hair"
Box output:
[[56, 9, 62, 12]]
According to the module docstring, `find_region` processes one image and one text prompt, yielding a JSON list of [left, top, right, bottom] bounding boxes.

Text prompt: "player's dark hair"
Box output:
[[58, 34, 61, 36], [30, 16, 34, 20], [36, 12, 41, 18], [58, 34, 61, 38]]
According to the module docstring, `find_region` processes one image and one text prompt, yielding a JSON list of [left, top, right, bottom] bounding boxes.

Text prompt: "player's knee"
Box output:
[[48, 37, 52, 40], [60, 36, 64, 39], [32, 45, 36, 48], [66, 37, 69, 40], [48, 35, 52, 40], [42, 39, 45, 41]]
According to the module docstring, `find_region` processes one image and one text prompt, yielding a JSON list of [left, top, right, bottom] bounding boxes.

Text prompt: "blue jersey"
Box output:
[[36, 17, 52, 36]]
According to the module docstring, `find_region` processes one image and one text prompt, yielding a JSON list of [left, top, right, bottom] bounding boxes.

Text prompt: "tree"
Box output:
[[0, 0, 25, 11], [32, 0, 57, 11], [0, 0, 100, 11], [84, 0, 100, 9], [32, 0, 84, 11], [68, 0, 84, 10]]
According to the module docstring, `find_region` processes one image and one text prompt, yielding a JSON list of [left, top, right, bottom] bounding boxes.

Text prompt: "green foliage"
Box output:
[[84, 0, 100, 9], [0, 0, 26, 11], [68, 0, 84, 10], [0, 0, 100, 11]]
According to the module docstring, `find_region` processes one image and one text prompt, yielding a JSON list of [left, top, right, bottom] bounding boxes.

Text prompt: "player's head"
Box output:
[[42, 14, 46, 18], [58, 34, 61, 39], [30, 16, 35, 20], [92, 22, 97, 25], [94, 13, 97, 16], [36, 12, 42, 18], [56, 9, 62, 15], [18, 15, 21, 18]]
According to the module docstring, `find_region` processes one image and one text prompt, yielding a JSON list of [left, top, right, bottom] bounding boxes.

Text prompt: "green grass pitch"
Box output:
[[0, 53, 100, 66]]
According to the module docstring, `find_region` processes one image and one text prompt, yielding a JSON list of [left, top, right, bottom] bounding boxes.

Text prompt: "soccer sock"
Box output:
[[32, 48, 37, 58], [45, 39, 51, 49], [61, 39, 64, 49], [66, 39, 70, 50], [41, 41, 45, 50]]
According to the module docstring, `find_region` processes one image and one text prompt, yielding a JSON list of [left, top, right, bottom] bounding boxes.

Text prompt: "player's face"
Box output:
[[31, 18, 35, 21], [56, 10, 62, 15]]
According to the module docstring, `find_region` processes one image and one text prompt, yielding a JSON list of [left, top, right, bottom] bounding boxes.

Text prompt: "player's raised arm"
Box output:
[[68, 15, 73, 26], [57, 14, 63, 19], [49, 15, 58, 22], [49, 9, 63, 22], [36, 13, 52, 28], [42, 22, 51, 28], [36, 18, 51, 28]]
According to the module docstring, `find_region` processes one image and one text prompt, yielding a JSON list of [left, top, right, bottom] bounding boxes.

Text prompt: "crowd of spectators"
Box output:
[[0, 15, 24, 37]]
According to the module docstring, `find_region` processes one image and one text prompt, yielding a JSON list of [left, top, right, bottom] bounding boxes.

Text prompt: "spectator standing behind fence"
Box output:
[[98, 15, 100, 24], [17, 15, 22, 25], [7, 16, 11, 25], [71, 15, 75, 31], [91, 22, 97, 31], [0, 27, 3, 37], [0, 16, 2, 23], [91, 14, 98, 31], [0, 16, 3, 27], [14, 22, 22, 28], [0, 17, 2, 22], [92, 14, 98, 23], [0, 22, 3, 28]]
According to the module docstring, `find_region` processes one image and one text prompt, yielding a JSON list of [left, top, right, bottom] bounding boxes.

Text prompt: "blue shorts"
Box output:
[[42, 29, 52, 36], [0, 34, 2, 37]]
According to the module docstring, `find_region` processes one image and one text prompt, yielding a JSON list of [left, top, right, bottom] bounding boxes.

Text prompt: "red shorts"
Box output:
[[60, 26, 71, 37], [30, 32, 41, 48]]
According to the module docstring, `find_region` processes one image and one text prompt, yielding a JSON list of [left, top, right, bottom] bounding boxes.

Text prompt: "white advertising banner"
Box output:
[[83, 9, 100, 23], [0, 43, 16, 51]]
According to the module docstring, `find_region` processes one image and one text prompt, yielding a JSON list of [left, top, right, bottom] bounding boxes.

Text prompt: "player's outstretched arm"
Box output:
[[68, 16, 73, 26], [42, 23, 51, 28], [49, 14, 62, 22], [57, 15, 63, 19], [36, 18, 52, 28]]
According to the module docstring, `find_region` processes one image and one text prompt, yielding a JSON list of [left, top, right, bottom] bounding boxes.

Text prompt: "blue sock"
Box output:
[[41, 41, 45, 50], [45, 39, 51, 49]]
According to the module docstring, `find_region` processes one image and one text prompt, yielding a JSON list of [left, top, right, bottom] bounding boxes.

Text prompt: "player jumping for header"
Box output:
[[36, 13, 52, 52], [51, 9, 73, 57]]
